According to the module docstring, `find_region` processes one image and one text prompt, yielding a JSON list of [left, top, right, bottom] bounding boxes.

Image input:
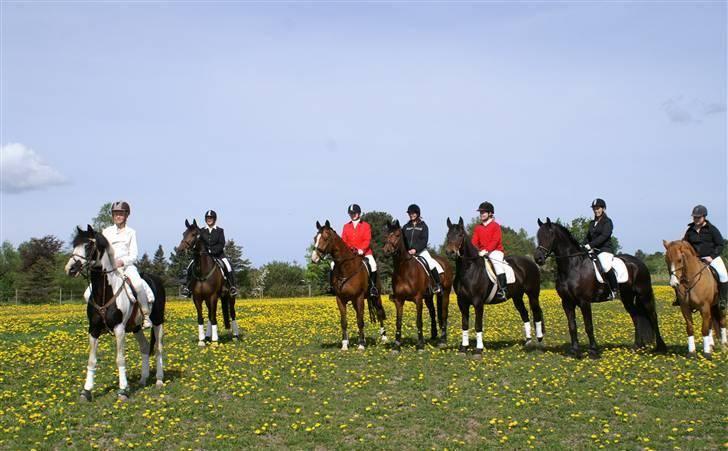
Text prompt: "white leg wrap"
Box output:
[[232, 320, 239, 336], [703, 335, 711, 354], [721, 328, 727, 344], [461, 330, 469, 347], [524, 322, 532, 339], [687, 336, 696, 353], [535, 321, 543, 338], [341, 339, 349, 350], [708, 332, 714, 347], [84, 367, 96, 391], [118, 366, 128, 390], [476, 332, 484, 349], [379, 327, 386, 336], [155, 325, 164, 382], [198, 325, 205, 341], [211, 324, 219, 341]]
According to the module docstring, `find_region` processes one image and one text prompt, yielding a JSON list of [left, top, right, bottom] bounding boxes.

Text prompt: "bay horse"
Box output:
[[311, 220, 387, 350], [177, 219, 238, 346], [663, 239, 726, 359], [66, 225, 166, 401], [534, 217, 666, 358], [445, 217, 545, 356], [383, 219, 453, 351]]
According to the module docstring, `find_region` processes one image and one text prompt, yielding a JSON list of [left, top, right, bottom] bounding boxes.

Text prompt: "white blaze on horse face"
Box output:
[[65, 243, 87, 274], [311, 233, 322, 263], [669, 263, 679, 287]]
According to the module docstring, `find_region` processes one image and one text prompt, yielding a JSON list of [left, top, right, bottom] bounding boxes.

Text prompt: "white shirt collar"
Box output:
[[482, 218, 493, 227], [352, 219, 361, 227], [207, 225, 217, 232]]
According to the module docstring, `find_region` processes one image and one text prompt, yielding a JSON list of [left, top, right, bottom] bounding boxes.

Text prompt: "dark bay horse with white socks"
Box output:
[[312, 220, 387, 350], [534, 218, 666, 358], [383, 219, 453, 351], [66, 225, 166, 401], [177, 219, 238, 346], [445, 217, 545, 356]]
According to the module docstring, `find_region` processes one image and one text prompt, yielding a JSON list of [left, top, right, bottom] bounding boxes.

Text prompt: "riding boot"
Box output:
[[226, 268, 239, 297], [496, 273, 508, 300], [369, 271, 379, 297], [605, 269, 619, 300], [430, 268, 442, 294], [719, 282, 728, 311], [181, 263, 193, 297]]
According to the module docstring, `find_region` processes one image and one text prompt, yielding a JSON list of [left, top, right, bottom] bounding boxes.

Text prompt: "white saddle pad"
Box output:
[[485, 259, 516, 284], [593, 257, 629, 284]]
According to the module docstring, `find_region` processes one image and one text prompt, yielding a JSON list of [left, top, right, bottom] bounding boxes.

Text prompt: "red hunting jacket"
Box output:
[[341, 221, 373, 256], [472, 220, 505, 253]]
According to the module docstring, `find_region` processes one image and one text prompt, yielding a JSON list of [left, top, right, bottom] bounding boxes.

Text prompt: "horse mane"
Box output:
[[668, 240, 698, 257], [550, 222, 581, 247], [72, 231, 92, 248]]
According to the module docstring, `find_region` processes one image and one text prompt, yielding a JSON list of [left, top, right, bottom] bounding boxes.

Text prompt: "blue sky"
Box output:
[[1, 2, 726, 265]]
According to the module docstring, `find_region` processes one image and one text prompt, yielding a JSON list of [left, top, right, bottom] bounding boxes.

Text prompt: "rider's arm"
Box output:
[[122, 229, 139, 266], [711, 226, 724, 259], [414, 222, 428, 253], [210, 228, 226, 256], [588, 219, 612, 249], [359, 222, 371, 251]]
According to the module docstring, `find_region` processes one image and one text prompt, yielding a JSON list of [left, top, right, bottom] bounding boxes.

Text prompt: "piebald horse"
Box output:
[[383, 219, 454, 351], [311, 220, 387, 350], [177, 219, 239, 346], [66, 225, 165, 401], [663, 239, 727, 359]]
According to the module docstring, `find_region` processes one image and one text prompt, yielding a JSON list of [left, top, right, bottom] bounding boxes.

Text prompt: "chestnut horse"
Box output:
[[66, 226, 166, 401], [445, 217, 545, 356], [663, 239, 726, 359], [383, 219, 453, 351], [534, 218, 666, 358], [311, 220, 387, 350], [177, 219, 238, 346]]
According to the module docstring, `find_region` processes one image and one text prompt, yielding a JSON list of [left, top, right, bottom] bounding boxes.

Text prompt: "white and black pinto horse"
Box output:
[[66, 225, 166, 401]]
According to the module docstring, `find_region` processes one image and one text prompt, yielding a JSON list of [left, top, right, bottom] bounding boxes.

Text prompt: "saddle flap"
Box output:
[[592, 257, 629, 284], [484, 259, 516, 284]]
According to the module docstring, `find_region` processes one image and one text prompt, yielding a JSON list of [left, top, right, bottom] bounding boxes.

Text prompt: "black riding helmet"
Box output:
[[205, 210, 217, 220], [591, 198, 606, 209], [407, 204, 421, 216], [691, 205, 708, 217], [347, 204, 361, 215], [477, 201, 494, 213]]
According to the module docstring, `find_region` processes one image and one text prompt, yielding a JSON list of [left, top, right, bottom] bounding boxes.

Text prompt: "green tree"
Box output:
[[224, 239, 252, 295], [149, 245, 168, 280], [304, 244, 330, 295], [361, 211, 394, 292], [261, 261, 305, 297], [92, 202, 113, 230], [0, 241, 20, 302], [137, 253, 152, 274], [16, 236, 63, 303]]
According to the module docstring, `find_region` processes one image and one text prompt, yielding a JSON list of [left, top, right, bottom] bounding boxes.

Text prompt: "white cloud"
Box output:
[[1, 143, 68, 193]]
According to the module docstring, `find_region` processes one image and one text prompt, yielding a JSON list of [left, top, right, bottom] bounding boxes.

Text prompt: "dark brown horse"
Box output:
[[177, 219, 238, 346], [383, 219, 453, 351], [311, 220, 387, 350], [663, 239, 726, 359], [534, 218, 666, 358], [445, 217, 545, 356]]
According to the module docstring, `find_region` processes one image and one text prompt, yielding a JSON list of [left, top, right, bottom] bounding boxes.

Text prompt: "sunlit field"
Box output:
[[0, 287, 725, 450]]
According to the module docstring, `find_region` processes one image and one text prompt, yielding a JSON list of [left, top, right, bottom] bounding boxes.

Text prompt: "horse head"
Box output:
[[444, 217, 466, 256], [177, 219, 201, 253], [382, 220, 402, 256], [663, 239, 697, 288], [66, 225, 111, 276], [311, 220, 334, 263], [534, 217, 555, 265]]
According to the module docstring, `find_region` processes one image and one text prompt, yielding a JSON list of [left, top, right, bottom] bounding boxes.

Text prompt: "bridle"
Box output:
[[668, 250, 711, 297], [315, 230, 364, 292]]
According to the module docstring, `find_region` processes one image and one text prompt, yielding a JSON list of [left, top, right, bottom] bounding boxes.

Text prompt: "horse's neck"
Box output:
[[392, 236, 412, 268], [552, 228, 589, 275], [461, 237, 481, 259], [678, 247, 702, 272], [329, 233, 356, 267], [195, 242, 215, 271]]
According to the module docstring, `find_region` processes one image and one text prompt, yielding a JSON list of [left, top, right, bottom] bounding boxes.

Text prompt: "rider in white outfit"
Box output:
[[84, 201, 154, 328]]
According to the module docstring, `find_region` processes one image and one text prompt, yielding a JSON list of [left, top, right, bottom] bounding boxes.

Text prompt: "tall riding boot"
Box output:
[[719, 282, 728, 311], [430, 268, 442, 294], [227, 269, 239, 296], [496, 273, 508, 300], [605, 269, 619, 300], [182, 264, 193, 297], [369, 271, 380, 297]]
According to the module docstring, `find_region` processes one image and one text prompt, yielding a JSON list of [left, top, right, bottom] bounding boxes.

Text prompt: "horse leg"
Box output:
[[719, 308, 727, 346], [394, 299, 404, 352], [209, 295, 219, 344], [80, 334, 99, 401], [512, 292, 532, 346], [415, 298, 425, 350], [527, 291, 545, 344], [195, 298, 206, 347], [580, 302, 600, 359], [473, 303, 484, 357], [134, 329, 151, 386], [642, 291, 667, 352], [424, 294, 437, 341], [114, 324, 130, 400], [619, 291, 642, 348], [699, 307, 713, 360], [458, 298, 470, 354], [336, 297, 349, 350], [153, 324, 164, 387], [436, 291, 449, 347], [230, 297, 240, 340], [562, 299, 581, 358], [355, 296, 366, 350], [378, 302, 388, 344], [679, 303, 697, 358]]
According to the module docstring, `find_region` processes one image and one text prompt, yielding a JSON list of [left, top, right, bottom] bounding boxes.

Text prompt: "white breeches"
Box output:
[[221, 257, 232, 272], [597, 252, 614, 272], [331, 255, 377, 272], [83, 265, 154, 307], [488, 250, 506, 275], [418, 250, 444, 274], [707, 256, 728, 283]]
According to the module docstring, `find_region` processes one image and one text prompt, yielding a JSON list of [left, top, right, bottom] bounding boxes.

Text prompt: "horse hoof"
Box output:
[[437, 341, 447, 349], [79, 389, 92, 402], [417, 347, 425, 353], [391, 349, 400, 355], [458, 345, 468, 355], [204, 337, 212, 343], [139, 378, 148, 387], [357, 344, 365, 351], [198, 340, 206, 347], [117, 389, 130, 401], [210, 341, 219, 347], [686, 352, 698, 359], [380, 335, 388, 343], [703, 352, 712, 361], [155, 380, 164, 388], [588, 351, 600, 360], [232, 335, 239, 342], [341, 346, 348, 351]]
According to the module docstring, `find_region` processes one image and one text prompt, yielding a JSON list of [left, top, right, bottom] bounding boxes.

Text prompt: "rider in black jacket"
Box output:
[[183, 210, 238, 296], [401, 204, 443, 293], [582, 198, 618, 299]]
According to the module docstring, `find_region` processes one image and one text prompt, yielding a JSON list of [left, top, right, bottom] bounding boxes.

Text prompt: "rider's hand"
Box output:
[[115, 259, 125, 268], [408, 249, 417, 255], [478, 250, 488, 257], [357, 249, 364, 255], [583, 244, 591, 251], [703, 256, 713, 263]]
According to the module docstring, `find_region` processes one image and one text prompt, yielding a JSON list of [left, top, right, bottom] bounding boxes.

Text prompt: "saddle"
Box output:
[[589, 256, 629, 284], [484, 258, 516, 284], [414, 256, 439, 293], [709, 265, 719, 282]]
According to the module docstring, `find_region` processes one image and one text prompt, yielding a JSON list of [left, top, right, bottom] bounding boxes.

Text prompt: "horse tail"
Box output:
[[633, 286, 657, 345], [221, 295, 231, 330], [149, 325, 157, 355]]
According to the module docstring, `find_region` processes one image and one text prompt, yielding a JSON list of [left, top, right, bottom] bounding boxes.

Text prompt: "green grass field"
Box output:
[[0, 287, 726, 450]]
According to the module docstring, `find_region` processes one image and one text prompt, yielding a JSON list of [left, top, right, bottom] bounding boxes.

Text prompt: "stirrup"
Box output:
[[181, 286, 191, 297], [369, 286, 379, 297], [433, 284, 442, 294], [229, 286, 239, 296]]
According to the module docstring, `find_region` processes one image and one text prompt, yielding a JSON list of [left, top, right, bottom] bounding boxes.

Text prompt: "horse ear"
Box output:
[[193, 219, 198, 227], [316, 220, 322, 230], [662, 239, 669, 249], [537, 218, 543, 227], [185, 219, 190, 228], [87, 224, 94, 233], [394, 219, 400, 228], [447, 217, 452, 228], [324, 220, 331, 228], [76, 225, 83, 234], [546, 217, 552, 225], [458, 217, 464, 227]]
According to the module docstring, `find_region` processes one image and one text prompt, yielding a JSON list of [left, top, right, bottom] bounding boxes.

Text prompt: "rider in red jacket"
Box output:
[[471, 201, 507, 300], [335, 204, 378, 296]]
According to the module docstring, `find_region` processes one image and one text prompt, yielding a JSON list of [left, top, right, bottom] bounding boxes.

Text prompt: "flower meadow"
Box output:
[[0, 286, 725, 450]]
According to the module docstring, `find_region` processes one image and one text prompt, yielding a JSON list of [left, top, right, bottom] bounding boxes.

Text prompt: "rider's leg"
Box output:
[[420, 250, 442, 293], [221, 258, 238, 296], [126, 266, 153, 328], [182, 261, 193, 297], [710, 257, 728, 310], [366, 255, 379, 297], [598, 252, 618, 299], [490, 251, 508, 299]]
